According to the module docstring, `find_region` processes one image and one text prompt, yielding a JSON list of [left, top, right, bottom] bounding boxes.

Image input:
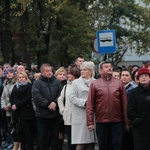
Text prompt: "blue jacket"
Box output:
[[125, 81, 137, 97]]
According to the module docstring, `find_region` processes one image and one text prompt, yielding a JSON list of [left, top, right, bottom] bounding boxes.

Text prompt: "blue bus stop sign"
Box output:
[[96, 30, 116, 54]]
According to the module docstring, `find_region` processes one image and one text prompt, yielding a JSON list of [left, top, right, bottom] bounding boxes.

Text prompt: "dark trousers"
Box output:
[[6, 116, 12, 144], [96, 122, 123, 150], [0, 111, 2, 147], [1, 111, 7, 141], [36, 116, 59, 150], [20, 119, 36, 150], [65, 125, 76, 150], [122, 129, 134, 150]]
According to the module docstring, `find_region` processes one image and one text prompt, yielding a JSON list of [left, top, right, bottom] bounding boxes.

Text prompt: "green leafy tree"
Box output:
[[49, 2, 93, 67], [89, 0, 150, 65], [0, 0, 149, 67], [0, 0, 94, 67]]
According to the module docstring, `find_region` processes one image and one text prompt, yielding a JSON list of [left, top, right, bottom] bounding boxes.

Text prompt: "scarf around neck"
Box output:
[[16, 82, 28, 89], [83, 77, 94, 87]]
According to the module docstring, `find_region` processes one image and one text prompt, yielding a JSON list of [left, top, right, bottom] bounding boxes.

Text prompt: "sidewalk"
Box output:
[[63, 139, 99, 150]]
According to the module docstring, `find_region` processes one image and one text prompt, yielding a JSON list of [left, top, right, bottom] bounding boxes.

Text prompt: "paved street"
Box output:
[[62, 140, 99, 150], [2, 139, 99, 150]]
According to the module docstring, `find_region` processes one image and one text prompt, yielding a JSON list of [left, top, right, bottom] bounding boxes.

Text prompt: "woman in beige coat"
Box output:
[[1, 68, 16, 117], [69, 61, 96, 150], [1, 68, 18, 150], [58, 66, 80, 150]]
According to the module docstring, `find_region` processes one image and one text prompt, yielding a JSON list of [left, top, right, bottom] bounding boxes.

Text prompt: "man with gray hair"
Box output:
[[86, 61, 129, 150]]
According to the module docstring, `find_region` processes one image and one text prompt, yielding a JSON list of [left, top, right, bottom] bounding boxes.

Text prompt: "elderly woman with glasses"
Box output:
[[127, 68, 150, 150]]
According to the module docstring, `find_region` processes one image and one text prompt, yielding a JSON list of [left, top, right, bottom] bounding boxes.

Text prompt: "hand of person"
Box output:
[[87, 125, 94, 131], [12, 105, 17, 111], [4, 106, 11, 111], [3, 106, 8, 110], [48, 102, 56, 111], [125, 125, 132, 131]]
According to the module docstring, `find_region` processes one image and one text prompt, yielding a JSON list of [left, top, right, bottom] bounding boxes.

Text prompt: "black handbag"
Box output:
[[63, 84, 67, 106], [11, 121, 21, 138]]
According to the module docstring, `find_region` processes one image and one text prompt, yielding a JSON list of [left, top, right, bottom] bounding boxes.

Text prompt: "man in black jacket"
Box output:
[[32, 63, 62, 150]]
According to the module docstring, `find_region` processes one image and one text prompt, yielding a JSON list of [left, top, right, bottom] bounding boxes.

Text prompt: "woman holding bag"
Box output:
[[58, 66, 80, 150]]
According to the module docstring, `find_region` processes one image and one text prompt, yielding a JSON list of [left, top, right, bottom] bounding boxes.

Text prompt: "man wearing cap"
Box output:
[[127, 68, 150, 150], [86, 61, 129, 150]]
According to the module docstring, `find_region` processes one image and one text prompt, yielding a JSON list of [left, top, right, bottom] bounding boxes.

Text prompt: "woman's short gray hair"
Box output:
[[80, 61, 95, 76], [80, 61, 95, 70]]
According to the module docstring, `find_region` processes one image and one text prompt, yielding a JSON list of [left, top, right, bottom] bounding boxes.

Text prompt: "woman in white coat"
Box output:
[[69, 61, 96, 150]]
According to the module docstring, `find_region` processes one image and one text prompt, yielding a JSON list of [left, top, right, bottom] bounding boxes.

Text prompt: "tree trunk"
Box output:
[[1, 0, 12, 63], [19, 9, 28, 65]]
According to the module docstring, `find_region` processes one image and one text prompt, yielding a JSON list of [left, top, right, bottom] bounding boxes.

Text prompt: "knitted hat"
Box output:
[[6, 67, 15, 74], [137, 68, 150, 79]]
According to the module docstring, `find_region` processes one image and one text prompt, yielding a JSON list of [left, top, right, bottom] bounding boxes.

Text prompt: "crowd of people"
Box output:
[[0, 58, 150, 150]]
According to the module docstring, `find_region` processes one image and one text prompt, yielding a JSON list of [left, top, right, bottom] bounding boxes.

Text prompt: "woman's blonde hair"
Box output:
[[34, 73, 41, 80], [18, 71, 31, 83], [54, 67, 67, 77]]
